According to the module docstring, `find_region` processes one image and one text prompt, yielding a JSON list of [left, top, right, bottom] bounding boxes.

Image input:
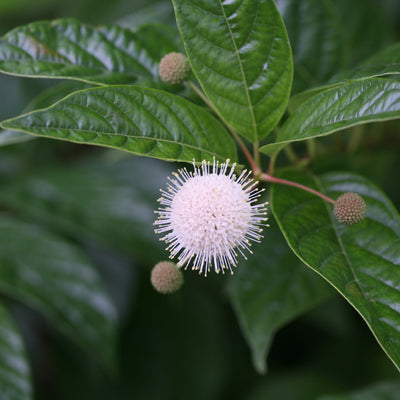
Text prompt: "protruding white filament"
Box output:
[[154, 158, 268, 276]]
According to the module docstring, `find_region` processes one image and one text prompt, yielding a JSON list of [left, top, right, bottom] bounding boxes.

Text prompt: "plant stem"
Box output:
[[347, 125, 363, 153], [260, 173, 336, 204], [187, 81, 335, 205], [268, 151, 278, 175], [253, 141, 260, 168], [283, 144, 298, 163], [187, 81, 260, 174], [307, 138, 316, 161]]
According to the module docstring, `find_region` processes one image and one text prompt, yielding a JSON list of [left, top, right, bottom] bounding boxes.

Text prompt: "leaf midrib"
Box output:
[[2, 123, 228, 159], [217, 0, 258, 142], [315, 175, 400, 370]]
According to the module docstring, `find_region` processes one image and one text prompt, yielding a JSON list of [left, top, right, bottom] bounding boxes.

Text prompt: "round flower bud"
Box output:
[[150, 261, 184, 294], [334, 192, 367, 225], [159, 52, 191, 85]]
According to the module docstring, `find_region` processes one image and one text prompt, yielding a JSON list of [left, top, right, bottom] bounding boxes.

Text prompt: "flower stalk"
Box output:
[[259, 173, 336, 204]]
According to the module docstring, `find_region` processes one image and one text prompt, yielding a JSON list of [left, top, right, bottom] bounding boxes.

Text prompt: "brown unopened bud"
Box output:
[[159, 52, 191, 85], [150, 261, 184, 294], [334, 192, 367, 225]]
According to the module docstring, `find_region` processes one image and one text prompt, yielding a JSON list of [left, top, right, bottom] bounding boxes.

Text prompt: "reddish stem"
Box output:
[[260, 173, 336, 204]]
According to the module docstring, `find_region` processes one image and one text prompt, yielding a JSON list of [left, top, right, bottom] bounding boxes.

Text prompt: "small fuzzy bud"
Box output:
[[159, 52, 191, 85], [150, 261, 184, 294], [334, 192, 367, 225]]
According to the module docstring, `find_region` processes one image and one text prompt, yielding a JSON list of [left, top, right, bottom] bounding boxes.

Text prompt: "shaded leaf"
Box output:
[[0, 81, 93, 147], [275, 0, 349, 94], [260, 78, 400, 156], [0, 302, 32, 400], [1, 85, 237, 163], [0, 155, 170, 262], [290, 42, 400, 111], [0, 130, 32, 146], [173, 0, 293, 142], [0, 19, 179, 85], [229, 219, 330, 374], [0, 216, 118, 370], [318, 381, 400, 400], [271, 170, 400, 371], [332, 0, 394, 67]]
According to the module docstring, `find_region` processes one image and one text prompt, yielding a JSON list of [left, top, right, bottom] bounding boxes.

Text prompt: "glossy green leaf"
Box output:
[[0, 155, 169, 261], [1, 86, 237, 163], [229, 221, 330, 374], [0, 19, 179, 85], [333, 42, 400, 83], [173, 0, 293, 142], [289, 42, 400, 111], [0, 81, 93, 147], [260, 78, 400, 156], [318, 381, 400, 400], [271, 170, 400, 371], [0, 216, 117, 370], [0, 302, 32, 400], [275, 0, 349, 94]]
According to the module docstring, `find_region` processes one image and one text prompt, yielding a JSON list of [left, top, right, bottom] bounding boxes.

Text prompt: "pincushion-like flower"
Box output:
[[159, 52, 191, 85], [334, 192, 367, 225], [151, 261, 184, 294], [154, 159, 268, 276]]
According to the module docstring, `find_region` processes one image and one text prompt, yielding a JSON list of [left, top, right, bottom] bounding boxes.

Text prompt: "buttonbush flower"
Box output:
[[159, 52, 191, 85], [150, 261, 184, 294], [334, 192, 367, 225], [154, 159, 268, 276]]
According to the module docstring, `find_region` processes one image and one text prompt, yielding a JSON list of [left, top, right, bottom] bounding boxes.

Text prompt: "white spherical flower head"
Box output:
[[154, 159, 268, 276]]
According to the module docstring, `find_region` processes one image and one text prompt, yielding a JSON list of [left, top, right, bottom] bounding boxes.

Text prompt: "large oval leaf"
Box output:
[[172, 0, 293, 142], [0, 216, 118, 370], [1, 86, 237, 163], [0, 19, 180, 85], [260, 78, 400, 156], [229, 221, 330, 374], [0, 302, 32, 400], [271, 170, 400, 371]]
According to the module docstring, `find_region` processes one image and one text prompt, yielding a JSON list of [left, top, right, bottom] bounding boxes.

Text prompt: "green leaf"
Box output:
[[229, 221, 330, 374], [0, 130, 32, 146], [289, 42, 400, 111], [318, 381, 400, 400], [275, 0, 349, 94], [172, 0, 293, 142], [0, 81, 93, 147], [260, 78, 400, 156], [271, 170, 400, 372], [0, 302, 32, 400], [1, 85, 237, 163], [0, 19, 180, 85], [0, 216, 118, 370], [0, 155, 170, 261]]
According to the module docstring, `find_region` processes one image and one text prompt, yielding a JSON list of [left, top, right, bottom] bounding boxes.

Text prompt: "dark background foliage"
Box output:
[[1, 1, 400, 399]]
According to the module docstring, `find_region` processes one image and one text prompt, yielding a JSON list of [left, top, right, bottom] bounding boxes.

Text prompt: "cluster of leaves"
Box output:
[[1, 0, 400, 399]]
